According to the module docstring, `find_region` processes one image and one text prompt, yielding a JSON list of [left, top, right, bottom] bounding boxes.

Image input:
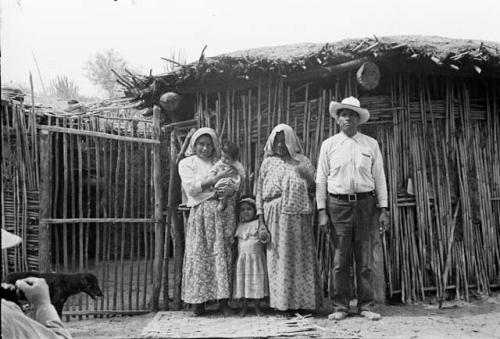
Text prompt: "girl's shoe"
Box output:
[[219, 300, 234, 316], [239, 306, 248, 317], [192, 303, 205, 316]]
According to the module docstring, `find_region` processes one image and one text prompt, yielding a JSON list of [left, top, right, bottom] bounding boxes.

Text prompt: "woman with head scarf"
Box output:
[[256, 124, 320, 313], [178, 127, 238, 316]]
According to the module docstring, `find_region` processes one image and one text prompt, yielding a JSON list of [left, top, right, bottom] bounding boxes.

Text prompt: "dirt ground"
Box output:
[[67, 292, 500, 338]]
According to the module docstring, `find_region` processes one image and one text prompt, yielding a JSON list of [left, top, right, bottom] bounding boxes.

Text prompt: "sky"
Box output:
[[1, 0, 499, 98]]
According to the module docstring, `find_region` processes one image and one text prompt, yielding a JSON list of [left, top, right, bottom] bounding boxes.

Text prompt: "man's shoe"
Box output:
[[328, 311, 348, 320], [360, 310, 381, 320]]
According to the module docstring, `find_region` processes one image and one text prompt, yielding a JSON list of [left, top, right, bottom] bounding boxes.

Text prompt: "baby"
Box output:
[[210, 141, 246, 211]]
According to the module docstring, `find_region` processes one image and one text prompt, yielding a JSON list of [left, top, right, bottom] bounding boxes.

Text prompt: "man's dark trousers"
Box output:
[[327, 194, 379, 312]]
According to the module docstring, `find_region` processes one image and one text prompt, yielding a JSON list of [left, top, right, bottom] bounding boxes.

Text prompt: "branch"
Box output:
[[161, 57, 184, 67]]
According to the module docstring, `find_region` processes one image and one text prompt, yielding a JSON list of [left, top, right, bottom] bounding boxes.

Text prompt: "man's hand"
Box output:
[[15, 277, 51, 309], [318, 209, 330, 233], [379, 208, 390, 233]]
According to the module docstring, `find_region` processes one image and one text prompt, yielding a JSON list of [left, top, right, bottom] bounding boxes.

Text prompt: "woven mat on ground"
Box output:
[[141, 311, 320, 338]]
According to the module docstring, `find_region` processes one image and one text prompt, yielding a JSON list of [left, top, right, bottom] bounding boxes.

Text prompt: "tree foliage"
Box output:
[[84, 49, 128, 98], [49, 75, 79, 100]]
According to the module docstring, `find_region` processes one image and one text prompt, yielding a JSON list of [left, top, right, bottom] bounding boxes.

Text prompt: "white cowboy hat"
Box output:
[[329, 96, 370, 124], [2, 229, 22, 249]]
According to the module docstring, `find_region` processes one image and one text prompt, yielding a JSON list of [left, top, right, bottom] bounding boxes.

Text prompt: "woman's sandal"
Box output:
[[255, 306, 264, 316], [220, 302, 234, 316]]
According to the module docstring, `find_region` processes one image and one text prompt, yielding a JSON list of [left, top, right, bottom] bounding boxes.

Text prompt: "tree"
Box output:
[[84, 49, 129, 98], [49, 75, 79, 100]]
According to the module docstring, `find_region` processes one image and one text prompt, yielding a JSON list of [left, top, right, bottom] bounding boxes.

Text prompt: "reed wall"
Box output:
[[192, 71, 500, 303]]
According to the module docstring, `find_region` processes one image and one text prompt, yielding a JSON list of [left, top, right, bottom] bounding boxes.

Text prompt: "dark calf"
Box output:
[[2, 272, 104, 317]]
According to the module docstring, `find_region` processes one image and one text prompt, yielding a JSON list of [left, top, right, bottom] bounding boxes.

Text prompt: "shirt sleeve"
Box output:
[[372, 141, 388, 208], [178, 157, 203, 196], [1, 300, 72, 339], [34, 303, 73, 339], [315, 141, 329, 210]]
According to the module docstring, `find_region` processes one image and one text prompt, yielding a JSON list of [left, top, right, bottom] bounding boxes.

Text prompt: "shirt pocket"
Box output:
[[359, 150, 372, 174]]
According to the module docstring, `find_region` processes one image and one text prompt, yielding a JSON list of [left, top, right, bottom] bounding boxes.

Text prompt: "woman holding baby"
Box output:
[[178, 127, 239, 316]]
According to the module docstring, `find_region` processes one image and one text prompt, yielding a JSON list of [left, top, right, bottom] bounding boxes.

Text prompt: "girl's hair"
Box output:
[[221, 140, 239, 160], [238, 195, 257, 215]]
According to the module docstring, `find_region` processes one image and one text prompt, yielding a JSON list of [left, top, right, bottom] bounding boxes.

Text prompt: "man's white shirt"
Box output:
[[315, 131, 388, 210]]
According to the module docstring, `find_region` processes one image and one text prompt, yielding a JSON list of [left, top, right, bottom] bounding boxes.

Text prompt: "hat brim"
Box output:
[[329, 102, 370, 124], [2, 229, 22, 249]]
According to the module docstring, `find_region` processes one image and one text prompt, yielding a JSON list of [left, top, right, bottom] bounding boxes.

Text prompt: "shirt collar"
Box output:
[[339, 131, 360, 144]]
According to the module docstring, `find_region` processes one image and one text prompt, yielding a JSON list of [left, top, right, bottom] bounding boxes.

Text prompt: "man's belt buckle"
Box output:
[[348, 194, 357, 202]]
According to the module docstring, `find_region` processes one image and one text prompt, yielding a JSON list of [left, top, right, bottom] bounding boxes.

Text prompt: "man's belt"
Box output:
[[329, 191, 374, 202]]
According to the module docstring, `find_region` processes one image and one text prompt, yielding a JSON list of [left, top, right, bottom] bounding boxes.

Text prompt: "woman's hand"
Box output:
[[295, 162, 315, 189], [217, 166, 237, 180], [216, 184, 235, 197], [201, 167, 236, 191], [295, 162, 310, 178]]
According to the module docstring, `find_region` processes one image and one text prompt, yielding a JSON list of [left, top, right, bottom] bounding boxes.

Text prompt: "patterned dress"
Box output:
[[233, 219, 269, 299], [256, 154, 320, 311], [179, 156, 236, 304]]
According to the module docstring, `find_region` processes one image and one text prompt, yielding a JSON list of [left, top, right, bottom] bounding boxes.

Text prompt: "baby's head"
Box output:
[[238, 196, 257, 223], [220, 141, 239, 165]]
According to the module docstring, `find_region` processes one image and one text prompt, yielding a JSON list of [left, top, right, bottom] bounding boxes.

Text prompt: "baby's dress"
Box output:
[[210, 160, 245, 190], [233, 219, 269, 299]]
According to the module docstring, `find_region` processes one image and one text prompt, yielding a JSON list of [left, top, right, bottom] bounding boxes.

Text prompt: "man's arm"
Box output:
[[2, 277, 72, 339], [315, 142, 330, 229], [372, 141, 388, 208], [315, 141, 329, 210], [372, 141, 390, 232]]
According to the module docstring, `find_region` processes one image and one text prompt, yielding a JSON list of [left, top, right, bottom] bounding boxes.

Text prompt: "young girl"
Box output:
[[233, 197, 269, 316]]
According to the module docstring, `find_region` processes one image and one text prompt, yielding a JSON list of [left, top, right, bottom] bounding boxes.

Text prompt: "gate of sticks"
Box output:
[[36, 109, 166, 318]]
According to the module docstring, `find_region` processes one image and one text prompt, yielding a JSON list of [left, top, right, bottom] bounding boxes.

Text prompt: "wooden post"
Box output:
[[39, 129, 52, 272], [151, 106, 165, 310], [168, 129, 184, 310]]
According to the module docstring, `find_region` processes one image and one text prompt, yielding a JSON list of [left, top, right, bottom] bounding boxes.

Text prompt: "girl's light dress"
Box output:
[[233, 219, 269, 299]]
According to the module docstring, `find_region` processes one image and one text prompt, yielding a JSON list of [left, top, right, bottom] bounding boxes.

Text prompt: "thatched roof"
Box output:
[[118, 35, 500, 106], [221, 35, 500, 63]]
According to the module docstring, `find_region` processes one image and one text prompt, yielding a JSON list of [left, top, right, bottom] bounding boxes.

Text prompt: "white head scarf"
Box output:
[[263, 123, 303, 160], [184, 127, 221, 160]]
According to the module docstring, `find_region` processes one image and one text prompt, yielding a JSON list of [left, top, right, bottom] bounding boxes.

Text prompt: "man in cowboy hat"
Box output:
[[1, 229, 72, 338], [316, 96, 390, 321]]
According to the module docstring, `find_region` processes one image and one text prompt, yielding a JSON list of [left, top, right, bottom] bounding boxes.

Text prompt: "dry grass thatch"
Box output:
[[119, 35, 500, 107], [221, 35, 500, 62]]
